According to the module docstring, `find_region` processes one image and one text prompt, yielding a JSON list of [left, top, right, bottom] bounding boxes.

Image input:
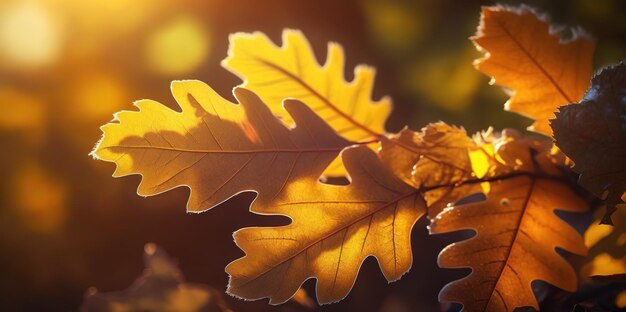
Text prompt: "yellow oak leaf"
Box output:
[[91, 80, 349, 212], [226, 146, 422, 304], [472, 5, 595, 137], [223, 29, 391, 175]]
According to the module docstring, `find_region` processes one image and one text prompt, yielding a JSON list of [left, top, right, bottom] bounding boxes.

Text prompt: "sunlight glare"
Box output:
[[0, 1, 62, 67], [145, 15, 211, 75]]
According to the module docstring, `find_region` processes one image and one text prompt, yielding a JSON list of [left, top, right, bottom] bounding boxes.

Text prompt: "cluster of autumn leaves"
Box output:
[[91, 5, 625, 311]]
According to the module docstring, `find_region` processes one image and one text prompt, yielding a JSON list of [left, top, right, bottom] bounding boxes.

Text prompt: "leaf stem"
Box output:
[[419, 171, 568, 193]]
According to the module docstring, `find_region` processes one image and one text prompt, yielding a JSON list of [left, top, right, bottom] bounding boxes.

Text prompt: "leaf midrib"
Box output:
[[483, 177, 536, 311], [101, 145, 345, 154], [232, 190, 420, 290], [253, 57, 382, 138], [492, 14, 574, 104]]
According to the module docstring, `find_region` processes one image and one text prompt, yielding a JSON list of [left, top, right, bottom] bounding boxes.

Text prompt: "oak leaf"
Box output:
[[430, 175, 588, 311], [226, 146, 423, 304], [379, 123, 480, 217], [91, 80, 349, 212], [379, 123, 542, 218], [223, 29, 391, 175], [428, 133, 590, 311], [379, 122, 589, 310], [552, 62, 626, 224], [472, 5, 595, 136], [380, 123, 475, 187]]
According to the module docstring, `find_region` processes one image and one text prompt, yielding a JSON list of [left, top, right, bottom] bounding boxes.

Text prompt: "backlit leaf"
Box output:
[[226, 146, 423, 304], [472, 5, 595, 136], [223, 29, 391, 175], [379, 123, 480, 217], [91, 81, 349, 212], [429, 134, 590, 311]]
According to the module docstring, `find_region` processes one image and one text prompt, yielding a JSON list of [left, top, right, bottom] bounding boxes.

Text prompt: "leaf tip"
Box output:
[[89, 138, 103, 160]]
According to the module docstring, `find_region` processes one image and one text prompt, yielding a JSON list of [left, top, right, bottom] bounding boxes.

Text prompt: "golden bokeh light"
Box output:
[[584, 221, 614, 247], [617, 291, 626, 309], [145, 15, 211, 75], [585, 253, 626, 277], [468, 147, 490, 179], [69, 72, 129, 121], [61, 0, 155, 35], [406, 48, 481, 112], [0, 1, 63, 67], [12, 163, 67, 234], [362, 0, 428, 52], [0, 86, 46, 132]]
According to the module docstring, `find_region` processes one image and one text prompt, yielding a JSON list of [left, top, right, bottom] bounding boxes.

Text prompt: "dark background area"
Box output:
[[1, 0, 624, 311]]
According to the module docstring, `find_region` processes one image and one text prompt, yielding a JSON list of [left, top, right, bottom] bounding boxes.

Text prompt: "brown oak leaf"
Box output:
[[473, 5, 595, 137]]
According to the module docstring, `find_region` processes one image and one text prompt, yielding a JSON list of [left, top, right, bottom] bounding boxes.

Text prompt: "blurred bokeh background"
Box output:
[[1, 0, 624, 310]]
